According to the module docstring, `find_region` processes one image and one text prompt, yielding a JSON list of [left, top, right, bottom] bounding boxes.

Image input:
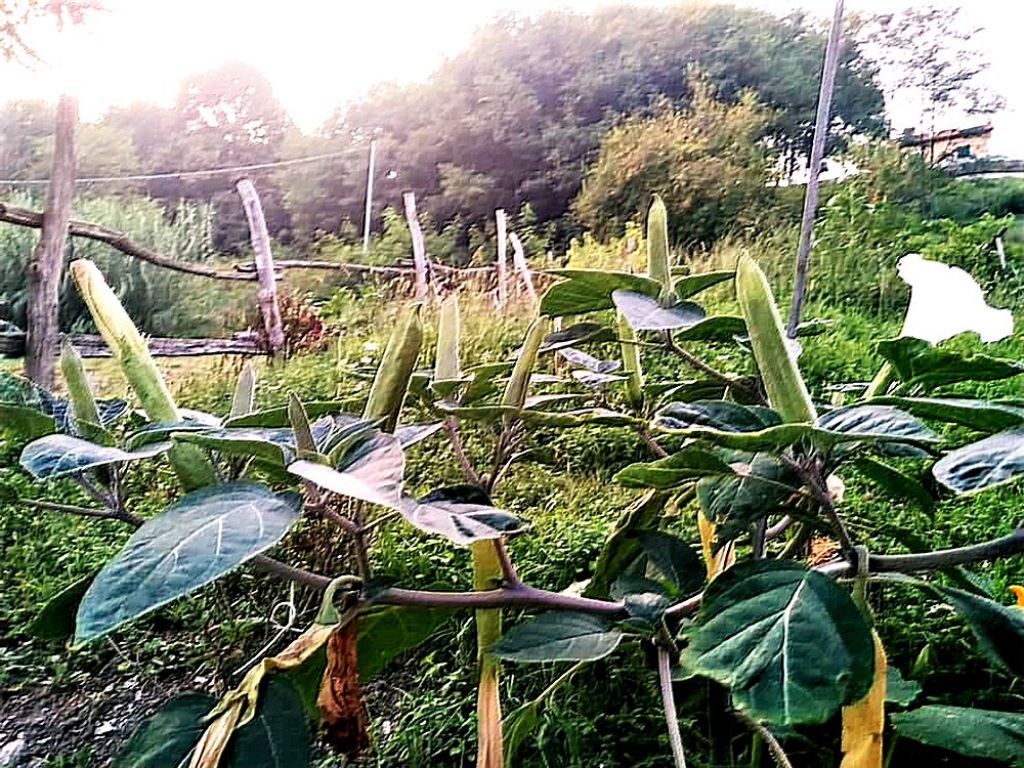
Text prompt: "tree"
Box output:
[[0, 0, 97, 61], [574, 79, 772, 246], [859, 6, 1004, 137], [331, 4, 886, 239]]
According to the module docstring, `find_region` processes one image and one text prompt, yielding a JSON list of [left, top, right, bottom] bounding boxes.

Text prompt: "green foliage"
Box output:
[[575, 79, 774, 246]]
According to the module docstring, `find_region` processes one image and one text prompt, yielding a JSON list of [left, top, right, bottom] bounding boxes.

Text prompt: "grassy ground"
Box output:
[[2, 276, 1023, 766]]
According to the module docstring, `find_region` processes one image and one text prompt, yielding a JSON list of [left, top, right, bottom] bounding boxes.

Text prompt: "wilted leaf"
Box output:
[[839, 631, 887, 768], [318, 621, 369, 755]]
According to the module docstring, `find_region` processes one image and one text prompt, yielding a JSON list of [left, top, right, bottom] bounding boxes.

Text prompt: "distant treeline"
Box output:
[[0, 5, 887, 252]]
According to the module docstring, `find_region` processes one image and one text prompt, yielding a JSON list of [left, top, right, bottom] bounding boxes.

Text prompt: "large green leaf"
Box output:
[[696, 452, 800, 540], [75, 482, 302, 645], [657, 420, 940, 454], [891, 706, 1024, 765], [174, 428, 297, 466], [229, 677, 311, 767], [113, 692, 214, 767], [615, 446, 731, 490], [933, 428, 1024, 494], [869, 396, 1024, 433], [885, 667, 922, 708], [637, 531, 705, 595], [20, 434, 171, 480], [671, 315, 747, 342], [612, 290, 706, 331], [878, 337, 1024, 389], [853, 456, 934, 511], [540, 269, 662, 316], [288, 432, 405, 509], [673, 270, 735, 299], [681, 560, 875, 726], [399, 496, 525, 545], [223, 401, 349, 428], [931, 585, 1024, 677], [491, 612, 622, 662], [0, 404, 56, 439], [818, 405, 937, 445], [655, 400, 780, 433], [358, 606, 448, 680]]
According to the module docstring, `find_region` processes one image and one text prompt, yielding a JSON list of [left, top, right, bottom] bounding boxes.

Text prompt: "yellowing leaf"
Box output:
[[697, 510, 735, 581], [840, 630, 887, 768], [1009, 586, 1024, 608], [188, 696, 243, 768]]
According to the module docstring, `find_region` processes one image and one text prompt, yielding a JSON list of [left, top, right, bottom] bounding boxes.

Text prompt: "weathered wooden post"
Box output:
[[402, 191, 429, 301], [787, 0, 845, 337], [236, 177, 284, 354], [25, 96, 77, 387], [508, 232, 537, 306], [495, 209, 508, 308]]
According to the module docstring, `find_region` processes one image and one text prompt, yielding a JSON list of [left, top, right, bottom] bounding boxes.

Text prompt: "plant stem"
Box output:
[[748, 721, 794, 768], [657, 646, 687, 768], [665, 334, 763, 403], [639, 426, 669, 458], [23, 498, 140, 525], [444, 416, 482, 487]]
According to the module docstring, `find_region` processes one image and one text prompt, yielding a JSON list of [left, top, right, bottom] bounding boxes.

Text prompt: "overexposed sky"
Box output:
[[2, 0, 1022, 154]]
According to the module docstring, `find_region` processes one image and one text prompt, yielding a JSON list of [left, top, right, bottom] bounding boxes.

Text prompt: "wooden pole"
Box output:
[[25, 96, 77, 387], [236, 177, 284, 354], [402, 191, 429, 301], [786, 0, 845, 338], [495, 209, 508, 308], [362, 139, 376, 254], [508, 232, 537, 306]]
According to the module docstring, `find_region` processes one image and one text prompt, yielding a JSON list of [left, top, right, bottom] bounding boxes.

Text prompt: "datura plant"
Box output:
[[4, 211, 1024, 768]]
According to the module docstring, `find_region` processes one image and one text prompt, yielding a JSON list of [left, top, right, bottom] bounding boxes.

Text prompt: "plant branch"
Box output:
[[745, 719, 794, 768], [23, 498, 141, 525], [444, 416, 482, 486], [639, 426, 669, 458], [658, 646, 688, 768], [249, 554, 333, 590], [373, 584, 628, 617], [664, 334, 763, 403], [494, 539, 522, 586]]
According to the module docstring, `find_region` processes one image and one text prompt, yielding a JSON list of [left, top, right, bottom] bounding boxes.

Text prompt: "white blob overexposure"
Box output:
[[897, 254, 1014, 344]]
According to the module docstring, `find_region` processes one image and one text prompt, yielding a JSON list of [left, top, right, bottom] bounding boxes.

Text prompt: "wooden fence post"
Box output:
[[25, 96, 77, 387], [786, 0, 845, 338], [236, 177, 284, 354], [495, 209, 508, 307], [402, 191, 429, 301], [508, 232, 537, 306]]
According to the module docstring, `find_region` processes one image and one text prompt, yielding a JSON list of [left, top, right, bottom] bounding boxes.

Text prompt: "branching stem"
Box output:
[[664, 333, 763, 403]]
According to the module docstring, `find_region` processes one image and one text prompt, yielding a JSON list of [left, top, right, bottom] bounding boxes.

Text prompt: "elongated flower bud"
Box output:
[[59, 341, 103, 441], [617, 311, 644, 410], [70, 259, 215, 489], [502, 318, 548, 413], [435, 294, 461, 383], [647, 195, 672, 303], [363, 304, 423, 433], [735, 255, 816, 424]]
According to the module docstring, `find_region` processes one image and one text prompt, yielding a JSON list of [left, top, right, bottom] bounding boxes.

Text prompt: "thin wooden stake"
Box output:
[[402, 191, 429, 301], [508, 232, 537, 306], [236, 177, 284, 354], [362, 139, 376, 254], [787, 0, 846, 338], [495, 209, 508, 308], [25, 96, 77, 387]]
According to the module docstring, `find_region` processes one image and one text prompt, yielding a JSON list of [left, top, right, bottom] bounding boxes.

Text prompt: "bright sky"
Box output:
[[3, 0, 1022, 154]]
